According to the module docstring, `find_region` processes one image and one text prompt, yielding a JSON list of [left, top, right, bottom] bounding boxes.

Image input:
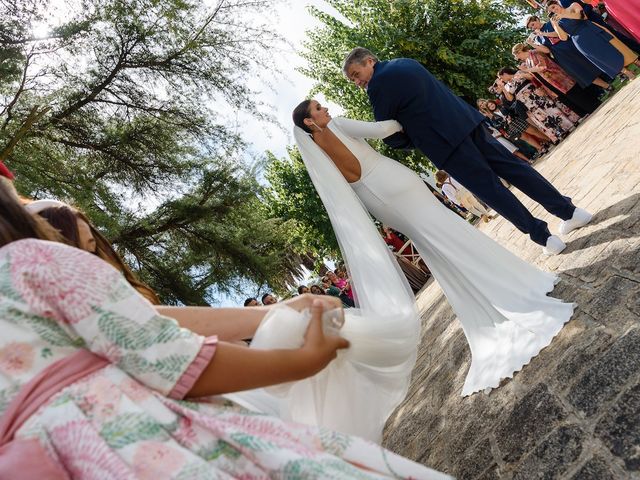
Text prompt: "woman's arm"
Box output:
[[335, 116, 403, 140], [157, 294, 342, 341], [187, 300, 349, 396], [535, 29, 560, 38], [156, 305, 264, 341], [550, 19, 569, 41]]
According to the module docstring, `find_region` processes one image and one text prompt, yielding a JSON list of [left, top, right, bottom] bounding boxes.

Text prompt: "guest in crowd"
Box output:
[[555, 0, 640, 52], [435, 170, 493, 223], [321, 276, 348, 304], [310, 284, 326, 295], [512, 43, 602, 116], [0, 161, 16, 195], [423, 180, 469, 218], [476, 99, 534, 162], [298, 285, 310, 294], [244, 297, 259, 306], [382, 225, 407, 252], [547, 1, 639, 80], [326, 270, 355, 307], [261, 292, 278, 305], [497, 67, 579, 144], [526, 14, 613, 90], [484, 88, 552, 154]]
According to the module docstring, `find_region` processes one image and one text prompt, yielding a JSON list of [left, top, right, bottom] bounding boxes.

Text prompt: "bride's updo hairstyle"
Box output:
[[292, 100, 313, 134]]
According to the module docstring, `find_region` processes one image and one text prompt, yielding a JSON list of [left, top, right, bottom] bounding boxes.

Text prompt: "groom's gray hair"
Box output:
[[342, 47, 379, 75]]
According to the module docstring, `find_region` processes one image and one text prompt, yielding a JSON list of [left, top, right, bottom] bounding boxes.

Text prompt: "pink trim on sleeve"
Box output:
[[167, 335, 218, 400]]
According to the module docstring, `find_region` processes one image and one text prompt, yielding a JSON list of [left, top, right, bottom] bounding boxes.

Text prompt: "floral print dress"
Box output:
[[505, 78, 579, 143], [0, 239, 449, 480]]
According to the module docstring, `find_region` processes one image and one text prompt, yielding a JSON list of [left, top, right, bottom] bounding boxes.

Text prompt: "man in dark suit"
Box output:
[[342, 47, 592, 254]]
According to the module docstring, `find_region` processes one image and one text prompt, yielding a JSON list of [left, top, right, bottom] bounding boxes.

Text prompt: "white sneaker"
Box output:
[[542, 235, 566, 255], [558, 208, 593, 235]]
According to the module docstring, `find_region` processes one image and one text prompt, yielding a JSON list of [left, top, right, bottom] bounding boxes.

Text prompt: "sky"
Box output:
[[236, 0, 344, 162]]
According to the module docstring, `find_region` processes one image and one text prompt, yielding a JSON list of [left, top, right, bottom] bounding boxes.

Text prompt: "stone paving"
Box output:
[[383, 78, 640, 479]]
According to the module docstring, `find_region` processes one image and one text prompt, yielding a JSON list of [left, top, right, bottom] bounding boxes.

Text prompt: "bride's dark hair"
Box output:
[[292, 100, 313, 134]]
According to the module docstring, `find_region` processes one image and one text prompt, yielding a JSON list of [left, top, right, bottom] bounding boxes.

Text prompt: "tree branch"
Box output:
[[0, 104, 50, 162]]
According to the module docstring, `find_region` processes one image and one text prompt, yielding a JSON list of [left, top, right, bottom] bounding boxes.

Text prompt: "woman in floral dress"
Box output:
[[0, 182, 450, 479], [512, 43, 601, 116], [497, 67, 580, 144]]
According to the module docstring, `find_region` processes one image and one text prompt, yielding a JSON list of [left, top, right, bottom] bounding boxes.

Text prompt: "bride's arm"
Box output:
[[335, 116, 403, 140]]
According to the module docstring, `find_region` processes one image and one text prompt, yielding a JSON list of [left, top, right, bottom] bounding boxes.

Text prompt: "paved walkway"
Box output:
[[383, 79, 640, 479]]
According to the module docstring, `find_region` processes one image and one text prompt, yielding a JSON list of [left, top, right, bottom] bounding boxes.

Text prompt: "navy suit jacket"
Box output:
[[367, 59, 485, 168]]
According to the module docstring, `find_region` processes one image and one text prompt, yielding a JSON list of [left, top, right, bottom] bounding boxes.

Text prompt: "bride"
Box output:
[[287, 99, 575, 400]]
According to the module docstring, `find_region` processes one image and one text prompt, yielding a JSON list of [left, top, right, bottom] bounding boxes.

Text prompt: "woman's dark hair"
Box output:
[[38, 206, 81, 246], [292, 100, 313, 133], [0, 182, 63, 248], [38, 204, 161, 305], [498, 67, 518, 76]]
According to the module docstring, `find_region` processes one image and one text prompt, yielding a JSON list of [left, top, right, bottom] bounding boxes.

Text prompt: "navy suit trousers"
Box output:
[[441, 126, 575, 246]]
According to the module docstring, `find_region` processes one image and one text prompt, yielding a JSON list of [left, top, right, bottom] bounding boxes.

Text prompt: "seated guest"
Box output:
[[244, 297, 259, 307], [298, 285, 310, 294], [0, 182, 448, 478], [310, 284, 326, 295], [261, 292, 278, 305]]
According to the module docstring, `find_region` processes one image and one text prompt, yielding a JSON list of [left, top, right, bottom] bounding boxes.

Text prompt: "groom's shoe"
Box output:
[[558, 208, 592, 235], [543, 235, 566, 255]]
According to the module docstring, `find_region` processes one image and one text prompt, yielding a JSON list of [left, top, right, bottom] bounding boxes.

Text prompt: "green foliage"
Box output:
[[263, 148, 340, 262], [302, 0, 525, 109], [1, 0, 300, 304]]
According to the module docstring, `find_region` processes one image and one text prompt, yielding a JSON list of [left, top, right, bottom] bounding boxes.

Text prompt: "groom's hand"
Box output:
[[384, 131, 414, 150]]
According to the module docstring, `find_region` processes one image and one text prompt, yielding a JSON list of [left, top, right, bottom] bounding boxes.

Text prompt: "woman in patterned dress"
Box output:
[[0, 181, 450, 479], [497, 67, 580, 144], [512, 43, 602, 116]]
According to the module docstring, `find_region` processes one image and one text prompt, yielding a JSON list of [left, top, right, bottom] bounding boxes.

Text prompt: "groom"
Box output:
[[342, 47, 591, 254]]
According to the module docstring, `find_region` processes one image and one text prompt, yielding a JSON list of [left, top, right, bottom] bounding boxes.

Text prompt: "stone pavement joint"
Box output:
[[382, 79, 640, 479]]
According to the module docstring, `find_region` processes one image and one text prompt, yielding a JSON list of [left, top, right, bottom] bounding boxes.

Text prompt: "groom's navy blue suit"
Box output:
[[367, 58, 576, 246]]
